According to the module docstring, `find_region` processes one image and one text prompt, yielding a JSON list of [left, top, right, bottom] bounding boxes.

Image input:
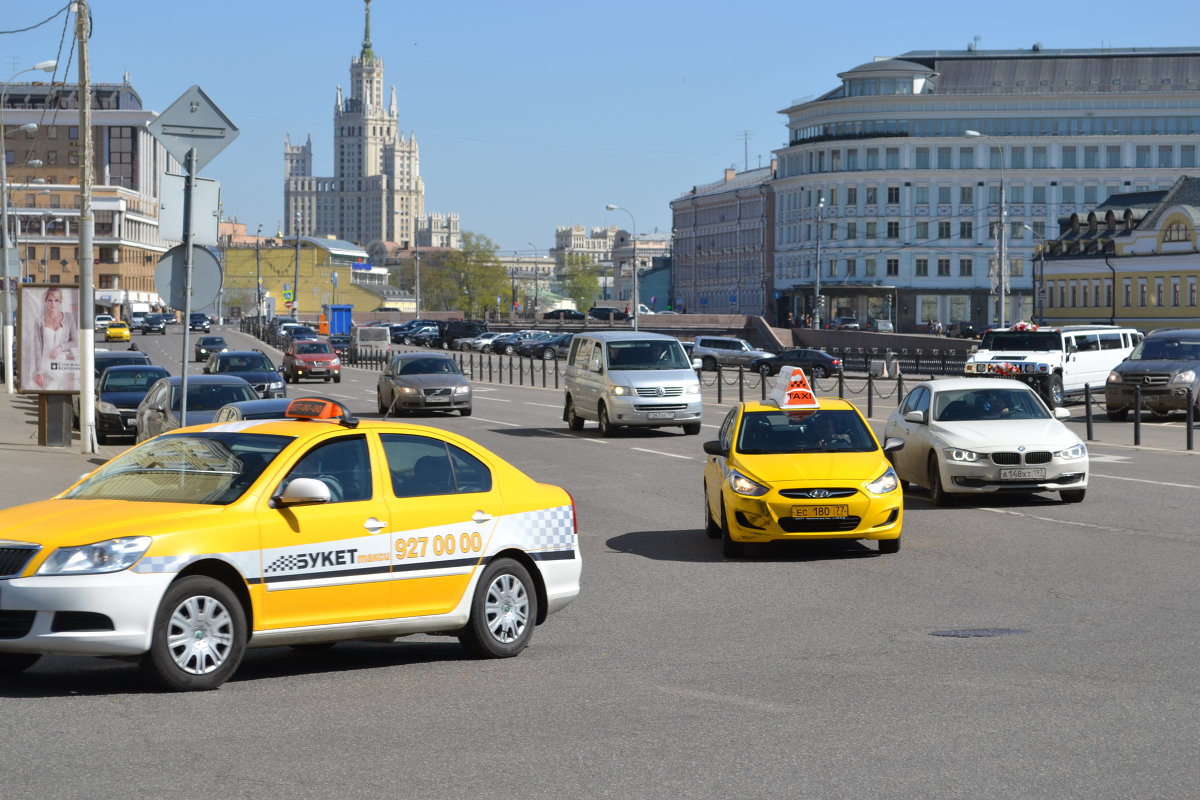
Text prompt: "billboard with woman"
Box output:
[[19, 284, 81, 394]]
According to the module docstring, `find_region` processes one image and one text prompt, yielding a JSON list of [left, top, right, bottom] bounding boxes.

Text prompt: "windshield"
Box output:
[[737, 409, 877, 454], [169, 382, 259, 411], [218, 355, 274, 372], [605, 340, 693, 370], [979, 331, 1061, 351], [297, 342, 333, 355], [1131, 337, 1200, 360], [397, 357, 462, 376], [933, 387, 1050, 421], [65, 432, 293, 505], [99, 369, 166, 393]]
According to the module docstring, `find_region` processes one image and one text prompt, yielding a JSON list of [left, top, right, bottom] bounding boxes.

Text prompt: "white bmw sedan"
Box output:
[[884, 377, 1088, 505]]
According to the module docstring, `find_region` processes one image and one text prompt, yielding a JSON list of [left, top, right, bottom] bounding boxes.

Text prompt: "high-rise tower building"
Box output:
[[283, 0, 426, 248]]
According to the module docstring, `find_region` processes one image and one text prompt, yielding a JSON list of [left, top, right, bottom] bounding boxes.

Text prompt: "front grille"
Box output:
[[0, 611, 36, 639], [1123, 373, 1172, 388], [423, 387, 452, 398], [634, 386, 684, 398], [779, 516, 862, 533], [0, 545, 39, 578], [990, 451, 1052, 466], [633, 403, 688, 411], [779, 488, 858, 499]]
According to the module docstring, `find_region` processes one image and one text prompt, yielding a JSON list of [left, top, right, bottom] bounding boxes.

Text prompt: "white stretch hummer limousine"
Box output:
[[963, 323, 1142, 407]]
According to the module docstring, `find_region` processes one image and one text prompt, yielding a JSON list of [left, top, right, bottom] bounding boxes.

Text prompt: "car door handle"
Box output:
[[363, 517, 387, 533], [471, 511, 494, 524]]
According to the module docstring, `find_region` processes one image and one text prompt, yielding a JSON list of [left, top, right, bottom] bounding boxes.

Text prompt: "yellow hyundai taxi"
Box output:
[[702, 367, 904, 558], [104, 321, 131, 342], [0, 398, 581, 691]]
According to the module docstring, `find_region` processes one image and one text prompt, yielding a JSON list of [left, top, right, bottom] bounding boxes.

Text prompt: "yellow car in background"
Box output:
[[0, 398, 581, 690], [104, 321, 131, 342], [702, 372, 904, 558]]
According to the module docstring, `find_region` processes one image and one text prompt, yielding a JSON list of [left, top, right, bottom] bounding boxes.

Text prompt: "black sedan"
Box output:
[[134, 374, 259, 442], [94, 364, 171, 444], [750, 348, 844, 378], [194, 335, 228, 362], [517, 332, 574, 360], [543, 308, 586, 321]]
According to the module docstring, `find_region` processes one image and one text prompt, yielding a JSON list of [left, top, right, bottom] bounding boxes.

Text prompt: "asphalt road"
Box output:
[[2, 324, 1198, 799]]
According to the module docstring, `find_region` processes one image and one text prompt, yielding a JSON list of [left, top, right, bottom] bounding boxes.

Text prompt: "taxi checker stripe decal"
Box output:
[[262, 563, 391, 584], [261, 549, 578, 584]]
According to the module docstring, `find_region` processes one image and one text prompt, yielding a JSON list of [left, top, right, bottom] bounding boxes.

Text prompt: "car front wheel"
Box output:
[[1060, 489, 1086, 503], [927, 453, 953, 507], [811, 365, 829, 379], [565, 398, 584, 431], [720, 501, 743, 558], [458, 558, 536, 658], [141, 576, 246, 691], [598, 403, 618, 437]]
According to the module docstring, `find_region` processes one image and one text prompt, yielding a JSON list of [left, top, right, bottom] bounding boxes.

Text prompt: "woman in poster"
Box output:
[[31, 287, 79, 391]]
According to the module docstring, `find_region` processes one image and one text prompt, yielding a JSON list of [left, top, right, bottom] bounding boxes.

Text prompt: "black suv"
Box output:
[[1104, 329, 1200, 420], [204, 349, 286, 399], [189, 312, 211, 332], [423, 319, 489, 349], [141, 314, 167, 335]]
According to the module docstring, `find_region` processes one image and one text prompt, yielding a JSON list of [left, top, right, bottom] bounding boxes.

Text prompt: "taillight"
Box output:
[[566, 490, 580, 538]]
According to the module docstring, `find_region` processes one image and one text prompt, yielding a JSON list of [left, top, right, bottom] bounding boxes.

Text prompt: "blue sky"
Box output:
[[3, 1, 1190, 255]]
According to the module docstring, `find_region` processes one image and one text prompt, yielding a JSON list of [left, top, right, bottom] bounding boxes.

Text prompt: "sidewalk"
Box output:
[[0, 390, 124, 510]]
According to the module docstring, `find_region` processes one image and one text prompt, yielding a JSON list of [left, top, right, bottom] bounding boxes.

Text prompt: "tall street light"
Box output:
[[1024, 224, 1049, 326], [2, 59, 57, 392], [966, 129, 1008, 328], [605, 204, 638, 330], [813, 196, 824, 328]]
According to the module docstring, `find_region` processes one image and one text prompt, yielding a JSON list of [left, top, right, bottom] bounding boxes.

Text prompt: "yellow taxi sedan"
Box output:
[[702, 368, 904, 558], [0, 398, 581, 690], [104, 321, 131, 342]]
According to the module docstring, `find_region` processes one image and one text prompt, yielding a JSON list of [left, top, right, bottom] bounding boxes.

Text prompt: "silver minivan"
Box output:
[[564, 332, 703, 436]]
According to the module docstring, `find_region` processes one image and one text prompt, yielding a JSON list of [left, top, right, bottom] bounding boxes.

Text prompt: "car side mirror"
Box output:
[[702, 440, 727, 457], [274, 477, 331, 507], [883, 436, 905, 453], [1053, 407, 1071, 419], [692, 358, 703, 370], [904, 410, 927, 424]]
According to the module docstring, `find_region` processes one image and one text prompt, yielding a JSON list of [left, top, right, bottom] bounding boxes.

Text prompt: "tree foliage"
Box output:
[[559, 252, 603, 312], [421, 232, 507, 318]]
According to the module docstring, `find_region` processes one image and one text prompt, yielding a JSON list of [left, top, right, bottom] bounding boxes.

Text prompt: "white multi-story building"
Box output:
[[283, 1, 436, 249], [772, 45, 1200, 332]]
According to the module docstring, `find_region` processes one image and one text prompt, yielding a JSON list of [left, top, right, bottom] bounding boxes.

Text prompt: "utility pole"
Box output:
[[77, 0, 97, 453], [813, 196, 824, 329], [292, 211, 300, 319], [254, 222, 262, 323]]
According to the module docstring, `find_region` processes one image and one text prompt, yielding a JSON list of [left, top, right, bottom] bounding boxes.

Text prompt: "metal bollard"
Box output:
[[838, 372, 845, 399], [760, 372, 767, 402], [716, 367, 723, 404], [867, 374, 874, 417], [1084, 384, 1094, 441], [737, 366, 745, 403], [1188, 389, 1195, 451], [1133, 384, 1141, 446], [896, 375, 905, 406]]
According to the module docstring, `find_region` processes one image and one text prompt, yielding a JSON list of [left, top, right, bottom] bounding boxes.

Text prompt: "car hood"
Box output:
[[0, 498, 224, 552], [99, 390, 151, 408], [929, 418, 1081, 449], [1115, 359, 1197, 376], [734, 451, 888, 483], [388, 374, 466, 388]]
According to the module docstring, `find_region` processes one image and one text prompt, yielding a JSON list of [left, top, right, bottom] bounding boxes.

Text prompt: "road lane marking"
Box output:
[[471, 416, 520, 427], [534, 429, 608, 443], [1091, 472, 1200, 491], [631, 447, 692, 460], [978, 506, 1196, 542]]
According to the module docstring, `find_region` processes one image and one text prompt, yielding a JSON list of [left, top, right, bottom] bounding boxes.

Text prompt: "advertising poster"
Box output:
[[18, 284, 81, 394]]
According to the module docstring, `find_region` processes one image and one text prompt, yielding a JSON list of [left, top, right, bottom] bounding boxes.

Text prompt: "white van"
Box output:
[[564, 331, 703, 436], [964, 324, 1143, 406]]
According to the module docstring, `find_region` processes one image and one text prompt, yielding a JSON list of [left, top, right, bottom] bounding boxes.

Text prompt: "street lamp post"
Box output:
[[1024, 224, 1048, 325], [966, 129, 1008, 328], [2, 59, 57, 392], [254, 223, 263, 324], [291, 211, 301, 319], [605, 204, 638, 330], [813, 196, 824, 328]]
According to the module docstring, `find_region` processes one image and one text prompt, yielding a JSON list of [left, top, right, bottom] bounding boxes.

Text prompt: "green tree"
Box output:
[[424, 232, 507, 318], [559, 252, 603, 312]]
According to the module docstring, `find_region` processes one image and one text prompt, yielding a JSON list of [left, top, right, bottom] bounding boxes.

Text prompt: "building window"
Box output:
[[916, 221, 929, 239], [865, 258, 877, 277], [1165, 222, 1189, 242], [866, 149, 878, 169], [1183, 145, 1197, 168], [938, 221, 951, 239], [915, 186, 930, 204], [1123, 279, 1132, 307], [958, 147, 974, 169], [1062, 184, 1076, 204], [1135, 146, 1151, 168], [959, 185, 973, 205], [1172, 278, 1181, 306], [846, 186, 857, 204], [1189, 277, 1197, 306], [846, 221, 857, 240], [886, 258, 899, 276], [959, 258, 973, 277], [886, 186, 900, 204], [915, 147, 931, 169], [915, 258, 929, 277], [1032, 146, 1047, 169], [1062, 146, 1077, 168], [1032, 185, 1046, 204], [885, 148, 900, 169], [960, 220, 973, 240], [886, 221, 899, 239], [865, 187, 878, 205], [937, 147, 952, 169], [1159, 146, 1174, 168], [937, 257, 950, 276], [865, 222, 877, 239], [1084, 146, 1099, 168], [845, 258, 856, 277]]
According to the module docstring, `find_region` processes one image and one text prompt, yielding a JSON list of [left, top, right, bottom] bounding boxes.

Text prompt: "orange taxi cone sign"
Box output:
[[770, 366, 820, 410]]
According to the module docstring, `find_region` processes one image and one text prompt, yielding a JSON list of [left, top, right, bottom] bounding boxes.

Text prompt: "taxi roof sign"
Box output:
[[769, 366, 820, 410], [285, 397, 359, 428]]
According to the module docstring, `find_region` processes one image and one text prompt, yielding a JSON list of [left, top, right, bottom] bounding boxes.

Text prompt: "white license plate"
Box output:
[[999, 467, 1046, 480], [792, 504, 850, 518], [647, 411, 674, 419]]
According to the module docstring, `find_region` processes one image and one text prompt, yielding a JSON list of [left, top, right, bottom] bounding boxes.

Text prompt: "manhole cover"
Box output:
[[930, 628, 1030, 638]]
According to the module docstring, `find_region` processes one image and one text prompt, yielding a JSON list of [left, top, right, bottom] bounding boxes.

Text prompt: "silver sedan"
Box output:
[[377, 352, 472, 417]]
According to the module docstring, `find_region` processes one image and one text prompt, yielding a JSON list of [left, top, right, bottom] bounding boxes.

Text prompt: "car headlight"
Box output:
[[269, 381, 284, 390], [96, 400, 120, 416], [727, 469, 769, 497], [685, 382, 700, 395], [943, 447, 981, 462], [37, 536, 152, 575], [611, 385, 630, 396], [865, 466, 900, 494], [331, 357, 341, 366], [1170, 370, 1196, 384], [1056, 443, 1087, 460], [396, 386, 418, 394], [1106, 371, 1123, 384], [454, 384, 470, 395]]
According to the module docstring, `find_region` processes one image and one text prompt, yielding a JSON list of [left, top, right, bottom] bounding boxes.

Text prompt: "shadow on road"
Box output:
[[606, 528, 879, 563]]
